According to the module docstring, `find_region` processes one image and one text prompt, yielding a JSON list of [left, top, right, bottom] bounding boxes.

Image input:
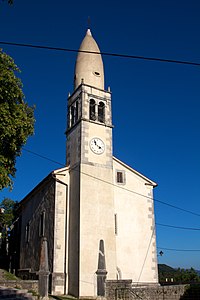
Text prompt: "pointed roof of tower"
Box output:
[[74, 29, 104, 90]]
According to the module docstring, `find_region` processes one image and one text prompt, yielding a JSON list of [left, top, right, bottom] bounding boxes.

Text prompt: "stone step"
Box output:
[[0, 287, 35, 300]]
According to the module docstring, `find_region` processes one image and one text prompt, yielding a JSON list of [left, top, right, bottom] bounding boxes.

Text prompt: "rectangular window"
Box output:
[[116, 170, 126, 184], [75, 101, 79, 122], [90, 99, 96, 121], [114, 214, 118, 235], [71, 106, 75, 126], [67, 110, 70, 128], [39, 211, 45, 237], [117, 172, 123, 183], [25, 222, 30, 243]]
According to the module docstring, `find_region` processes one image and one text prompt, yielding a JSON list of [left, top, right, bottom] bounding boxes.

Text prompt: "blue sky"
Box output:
[[1, 0, 200, 269]]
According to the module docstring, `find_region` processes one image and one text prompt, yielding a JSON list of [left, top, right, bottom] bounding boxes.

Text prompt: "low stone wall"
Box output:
[[0, 286, 35, 300], [0, 280, 38, 293], [106, 280, 189, 300], [105, 280, 132, 300], [129, 285, 187, 300]]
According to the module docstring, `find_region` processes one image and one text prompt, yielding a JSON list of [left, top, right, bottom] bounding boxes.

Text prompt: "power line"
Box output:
[[22, 148, 200, 261], [52, 170, 156, 281], [157, 247, 200, 252], [154, 199, 200, 217], [77, 167, 200, 218], [51, 171, 200, 232], [23, 148, 200, 257], [1, 41, 200, 67], [22, 147, 65, 167], [22, 146, 200, 218], [156, 223, 200, 231], [137, 226, 155, 283]]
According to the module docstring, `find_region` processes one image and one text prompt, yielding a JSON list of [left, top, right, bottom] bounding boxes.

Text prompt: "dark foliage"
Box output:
[[158, 264, 200, 284]]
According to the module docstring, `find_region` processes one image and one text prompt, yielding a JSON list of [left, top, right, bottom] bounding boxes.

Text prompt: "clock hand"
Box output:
[[96, 142, 101, 149]]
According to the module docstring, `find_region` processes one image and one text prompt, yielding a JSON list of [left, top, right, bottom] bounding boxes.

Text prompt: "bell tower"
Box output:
[[66, 29, 116, 297], [66, 29, 113, 168]]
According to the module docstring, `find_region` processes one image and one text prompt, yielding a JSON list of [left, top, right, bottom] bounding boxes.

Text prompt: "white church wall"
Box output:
[[78, 162, 116, 297], [113, 158, 158, 284]]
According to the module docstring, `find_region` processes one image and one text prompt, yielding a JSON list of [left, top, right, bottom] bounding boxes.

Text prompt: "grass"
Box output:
[[49, 295, 78, 300], [0, 269, 19, 281]]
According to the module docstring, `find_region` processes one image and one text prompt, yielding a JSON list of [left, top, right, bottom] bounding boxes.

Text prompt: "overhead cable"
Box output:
[[1, 41, 200, 67], [22, 146, 200, 218], [156, 223, 200, 231], [23, 148, 65, 167], [137, 226, 156, 283], [157, 247, 200, 252]]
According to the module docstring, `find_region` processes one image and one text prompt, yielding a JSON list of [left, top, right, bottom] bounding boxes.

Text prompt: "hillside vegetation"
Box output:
[[158, 264, 200, 283]]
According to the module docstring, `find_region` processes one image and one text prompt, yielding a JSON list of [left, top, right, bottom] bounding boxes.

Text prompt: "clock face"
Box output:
[[90, 138, 105, 154]]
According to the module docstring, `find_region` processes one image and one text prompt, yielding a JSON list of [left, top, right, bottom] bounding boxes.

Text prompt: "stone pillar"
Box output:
[[96, 239, 107, 296], [38, 237, 50, 299]]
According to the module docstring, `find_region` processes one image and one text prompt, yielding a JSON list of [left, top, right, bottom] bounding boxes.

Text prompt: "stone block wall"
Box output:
[[0, 280, 38, 293], [106, 280, 132, 300], [106, 280, 189, 300]]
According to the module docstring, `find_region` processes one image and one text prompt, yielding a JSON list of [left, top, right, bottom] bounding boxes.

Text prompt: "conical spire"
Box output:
[[74, 29, 104, 90]]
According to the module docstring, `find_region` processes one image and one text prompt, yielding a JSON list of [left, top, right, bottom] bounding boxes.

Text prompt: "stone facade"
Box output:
[[19, 175, 55, 275]]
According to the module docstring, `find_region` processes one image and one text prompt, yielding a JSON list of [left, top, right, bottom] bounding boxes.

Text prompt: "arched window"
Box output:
[[98, 102, 105, 123], [89, 99, 96, 121]]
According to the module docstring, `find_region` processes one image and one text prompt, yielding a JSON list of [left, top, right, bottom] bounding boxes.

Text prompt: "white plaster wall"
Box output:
[[79, 163, 117, 296], [76, 84, 115, 296], [66, 83, 114, 297], [66, 123, 81, 167], [85, 122, 112, 165], [113, 159, 158, 284]]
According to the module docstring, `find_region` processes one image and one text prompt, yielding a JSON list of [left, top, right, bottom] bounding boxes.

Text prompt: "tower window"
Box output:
[[75, 101, 79, 122], [71, 106, 75, 126], [93, 71, 100, 76], [116, 171, 126, 184], [67, 110, 70, 128], [89, 99, 96, 121], [98, 102, 105, 123], [69, 100, 80, 128]]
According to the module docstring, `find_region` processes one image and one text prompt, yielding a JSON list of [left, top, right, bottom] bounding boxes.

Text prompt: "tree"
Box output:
[[1, 0, 13, 4], [158, 264, 200, 283], [0, 198, 17, 232], [0, 198, 17, 263], [0, 49, 35, 190]]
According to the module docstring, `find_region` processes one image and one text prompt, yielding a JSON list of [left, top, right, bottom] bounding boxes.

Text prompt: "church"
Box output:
[[14, 29, 158, 297]]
